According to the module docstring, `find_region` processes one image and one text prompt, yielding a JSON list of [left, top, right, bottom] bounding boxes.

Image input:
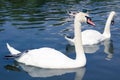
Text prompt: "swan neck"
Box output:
[[103, 12, 115, 38], [74, 17, 86, 63]]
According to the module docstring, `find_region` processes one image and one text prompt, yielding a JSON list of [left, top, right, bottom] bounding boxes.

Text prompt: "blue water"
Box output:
[[0, 0, 120, 80]]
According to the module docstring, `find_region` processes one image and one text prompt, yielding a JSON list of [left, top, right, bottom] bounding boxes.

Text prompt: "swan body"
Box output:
[[7, 44, 83, 69], [65, 29, 103, 45], [65, 11, 116, 46], [6, 12, 95, 69], [82, 29, 103, 45]]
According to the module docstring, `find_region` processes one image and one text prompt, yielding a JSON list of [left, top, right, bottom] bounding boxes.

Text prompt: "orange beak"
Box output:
[[87, 18, 95, 26]]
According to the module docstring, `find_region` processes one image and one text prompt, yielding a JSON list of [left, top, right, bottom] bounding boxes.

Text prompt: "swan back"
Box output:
[[82, 30, 103, 45]]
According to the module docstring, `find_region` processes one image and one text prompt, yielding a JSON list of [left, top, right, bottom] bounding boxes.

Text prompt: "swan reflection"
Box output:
[[19, 64, 86, 79], [66, 39, 114, 60], [5, 63, 86, 80], [103, 39, 114, 60]]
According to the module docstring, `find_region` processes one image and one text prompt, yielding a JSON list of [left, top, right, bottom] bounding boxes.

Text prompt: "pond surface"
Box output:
[[0, 0, 120, 80]]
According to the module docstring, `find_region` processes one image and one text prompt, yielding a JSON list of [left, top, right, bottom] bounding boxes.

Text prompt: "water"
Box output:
[[0, 0, 120, 80]]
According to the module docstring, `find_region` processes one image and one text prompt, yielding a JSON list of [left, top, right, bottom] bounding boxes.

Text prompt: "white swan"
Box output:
[[65, 11, 116, 46], [6, 12, 95, 69]]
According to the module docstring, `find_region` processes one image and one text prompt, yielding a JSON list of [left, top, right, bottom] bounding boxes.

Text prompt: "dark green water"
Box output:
[[0, 0, 120, 80]]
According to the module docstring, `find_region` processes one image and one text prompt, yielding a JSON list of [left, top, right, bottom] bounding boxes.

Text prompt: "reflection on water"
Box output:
[[0, 0, 68, 31], [5, 62, 85, 80], [103, 39, 114, 60], [66, 39, 114, 60], [4, 64, 21, 72], [19, 64, 85, 79]]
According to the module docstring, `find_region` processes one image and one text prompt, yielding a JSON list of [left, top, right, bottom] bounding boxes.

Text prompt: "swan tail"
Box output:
[[65, 35, 72, 42], [64, 36, 74, 46], [6, 43, 21, 55]]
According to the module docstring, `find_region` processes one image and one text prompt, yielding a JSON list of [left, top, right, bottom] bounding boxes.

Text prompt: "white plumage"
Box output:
[[65, 11, 116, 46], [6, 12, 95, 69]]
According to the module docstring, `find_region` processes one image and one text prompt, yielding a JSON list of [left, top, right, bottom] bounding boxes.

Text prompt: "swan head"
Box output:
[[75, 12, 95, 26], [110, 11, 116, 16], [110, 11, 116, 25]]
